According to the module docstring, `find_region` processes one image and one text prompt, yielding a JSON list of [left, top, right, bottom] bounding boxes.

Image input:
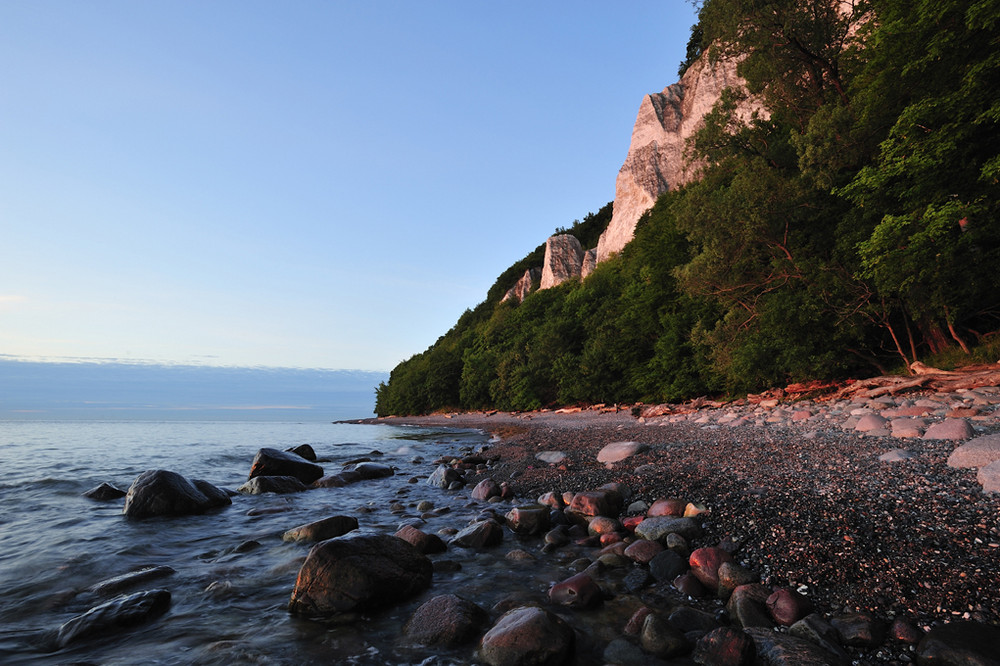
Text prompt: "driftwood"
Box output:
[[831, 363, 1000, 400]]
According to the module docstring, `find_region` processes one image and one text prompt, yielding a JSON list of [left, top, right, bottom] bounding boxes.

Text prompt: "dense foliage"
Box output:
[[375, 0, 1000, 416]]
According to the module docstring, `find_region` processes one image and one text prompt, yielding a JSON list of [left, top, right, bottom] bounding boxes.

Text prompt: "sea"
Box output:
[[0, 418, 514, 665]]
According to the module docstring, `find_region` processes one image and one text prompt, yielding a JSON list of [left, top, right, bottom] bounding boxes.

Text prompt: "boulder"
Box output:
[[505, 505, 551, 535], [123, 470, 231, 519], [238, 475, 308, 495], [978, 460, 1000, 494], [480, 606, 575, 666], [649, 549, 687, 582], [922, 418, 975, 440], [548, 572, 602, 608], [647, 498, 687, 517], [450, 519, 504, 549], [745, 627, 849, 665], [286, 443, 317, 461], [351, 461, 393, 479], [83, 482, 126, 501], [634, 516, 702, 542], [790, 614, 851, 662], [640, 612, 688, 658], [427, 465, 463, 489], [596, 441, 649, 464], [55, 589, 171, 648], [717, 561, 758, 599], [535, 451, 568, 465], [471, 478, 502, 501], [830, 612, 885, 647], [566, 489, 621, 519], [288, 534, 432, 616], [689, 546, 733, 590], [855, 414, 889, 432], [282, 515, 359, 543], [727, 584, 774, 629], [947, 433, 1000, 468], [766, 587, 814, 626], [404, 594, 489, 646], [624, 539, 663, 564], [394, 524, 447, 554], [539, 234, 584, 290], [249, 447, 323, 484], [692, 626, 755, 666], [916, 620, 1000, 666]]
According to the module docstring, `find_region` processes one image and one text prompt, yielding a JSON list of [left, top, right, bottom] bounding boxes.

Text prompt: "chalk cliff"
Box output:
[[595, 55, 760, 262]]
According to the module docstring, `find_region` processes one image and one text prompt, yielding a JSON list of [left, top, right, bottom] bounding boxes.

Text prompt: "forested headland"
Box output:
[[375, 0, 1000, 417]]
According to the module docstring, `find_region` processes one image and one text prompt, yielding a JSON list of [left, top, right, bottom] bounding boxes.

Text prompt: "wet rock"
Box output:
[[647, 497, 687, 517], [403, 594, 489, 646], [83, 482, 126, 501], [624, 539, 663, 564], [692, 626, 755, 666], [544, 526, 570, 547], [479, 606, 574, 666], [55, 589, 171, 648], [727, 584, 774, 628], [505, 505, 551, 535], [673, 572, 708, 597], [286, 443, 316, 461], [717, 561, 758, 600], [830, 611, 885, 647], [549, 572, 602, 608], [238, 475, 308, 495], [88, 565, 175, 597], [351, 462, 393, 479], [288, 534, 432, 616], [566, 489, 621, 519], [922, 418, 975, 440], [649, 549, 687, 582], [505, 549, 536, 561], [123, 470, 232, 519], [537, 491, 565, 509], [689, 546, 732, 590], [947, 433, 1000, 468], [641, 612, 688, 658], [248, 447, 323, 484], [766, 587, 814, 626], [790, 614, 850, 661], [889, 617, 923, 644], [669, 606, 720, 634], [427, 465, 463, 489], [625, 607, 654, 635], [587, 515, 620, 536], [282, 515, 358, 543], [450, 519, 504, 549], [471, 478, 502, 501], [394, 524, 447, 554], [313, 473, 353, 488], [623, 568, 654, 593], [915, 620, 1000, 665], [597, 441, 649, 464], [665, 532, 690, 558], [604, 637, 653, 666], [633, 516, 702, 542], [745, 627, 849, 665]]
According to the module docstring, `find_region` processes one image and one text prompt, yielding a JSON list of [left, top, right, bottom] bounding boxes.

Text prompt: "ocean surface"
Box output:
[[0, 419, 507, 665]]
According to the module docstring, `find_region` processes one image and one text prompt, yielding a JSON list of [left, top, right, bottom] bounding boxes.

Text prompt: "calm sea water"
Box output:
[[0, 420, 504, 665]]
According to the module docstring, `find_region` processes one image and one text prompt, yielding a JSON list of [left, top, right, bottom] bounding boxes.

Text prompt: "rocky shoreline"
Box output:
[[362, 381, 1000, 664]]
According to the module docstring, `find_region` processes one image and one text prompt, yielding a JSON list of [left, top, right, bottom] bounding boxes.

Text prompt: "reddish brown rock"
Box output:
[[403, 594, 489, 646], [566, 490, 618, 520], [394, 524, 447, 554], [471, 478, 501, 501], [549, 572, 602, 608], [479, 606, 574, 666], [648, 497, 686, 517], [692, 626, 755, 666], [624, 539, 664, 564], [766, 587, 814, 626], [624, 606, 654, 635], [689, 546, 732, 590], [673, 572, 707, 597], [505, 505, 550, 535], [282, 515, 358, 543]]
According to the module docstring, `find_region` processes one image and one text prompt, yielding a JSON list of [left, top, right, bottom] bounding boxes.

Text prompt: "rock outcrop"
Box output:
[[502, 268, 541, 303], [540, 234, 585, 289], [596, 55, 760, 263]]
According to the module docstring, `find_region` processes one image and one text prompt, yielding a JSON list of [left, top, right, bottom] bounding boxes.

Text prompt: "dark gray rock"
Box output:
[[916, 620, 1000, 666], [351, 461, 393, 479], [830, 611, 885, 647], [649, 549, 687, 582], [83, 482, 126, 501], [288, 534, 432, 616], [634, 516, 703, 542], [427, 465, 463, 489], [789, 614, 851, 662], [55, 589, 171, 648], [403, 594, 489, 646], [286, 443, 317, 461], [640, 612, 688, 658], [88, 565, 175, 597], [282, 515, 358, 542], [123, 470, 231, 519], [450, 519, 503, 549], [727, 584, 774, 629], [248, 447, 323, 484], [692, 626, 755, 665], [745, 627, 850, 665], [669, 606, 720, 634], [237, 475, 308, 495]]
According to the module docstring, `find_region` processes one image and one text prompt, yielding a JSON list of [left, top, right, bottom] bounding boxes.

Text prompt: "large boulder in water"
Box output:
[[238, 475, 308, 495], [248, 447, 323, 484], [288, 534, 432, 617], [54, 589, 171, 648], [404, 594, 489, 646], [83, 482, 126, 501], [123, 470, 231, 519], [479, 606, 575, 666]]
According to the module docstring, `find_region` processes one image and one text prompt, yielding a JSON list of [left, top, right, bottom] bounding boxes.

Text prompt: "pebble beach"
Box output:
[[371, 381, 1000, 664]]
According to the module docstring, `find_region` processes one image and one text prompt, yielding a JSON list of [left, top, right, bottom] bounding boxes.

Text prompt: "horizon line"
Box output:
[[0, 354, 390, 374]]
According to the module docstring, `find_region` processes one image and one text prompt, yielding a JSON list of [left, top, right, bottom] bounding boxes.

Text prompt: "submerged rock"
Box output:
[[88, 565, 176, 597], [288, 534, 432, 617], [83, 482, 126, 501], [403, 594, 489, 646], [55, 589, 171, 648], [238, 475, 308, 495], [123, 470, 231, 519], [282, 515, 358, 543]]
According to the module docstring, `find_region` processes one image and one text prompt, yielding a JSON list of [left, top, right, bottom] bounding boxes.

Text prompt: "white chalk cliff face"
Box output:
[[540, 234, 585, 290], [595, 55, 760, 263]]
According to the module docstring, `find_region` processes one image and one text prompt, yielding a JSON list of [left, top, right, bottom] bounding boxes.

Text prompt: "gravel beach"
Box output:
[[371, 386, 1000, 657]]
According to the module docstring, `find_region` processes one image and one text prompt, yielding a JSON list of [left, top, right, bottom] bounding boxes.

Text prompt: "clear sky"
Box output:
[[1, 1, 698, 372]]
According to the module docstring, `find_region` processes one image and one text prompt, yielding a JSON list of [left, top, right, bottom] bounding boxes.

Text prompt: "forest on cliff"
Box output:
[[375, 0, 1000, 416]]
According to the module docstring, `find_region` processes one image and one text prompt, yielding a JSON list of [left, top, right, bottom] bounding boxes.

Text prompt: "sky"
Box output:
[[0, 1, 699, 372]]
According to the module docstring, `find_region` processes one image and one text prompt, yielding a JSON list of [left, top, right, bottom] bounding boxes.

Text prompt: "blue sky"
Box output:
[[1, 2, 698, 372]]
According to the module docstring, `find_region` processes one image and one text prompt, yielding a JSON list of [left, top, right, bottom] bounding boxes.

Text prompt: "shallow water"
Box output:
[[0, 420, 542, 665]]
